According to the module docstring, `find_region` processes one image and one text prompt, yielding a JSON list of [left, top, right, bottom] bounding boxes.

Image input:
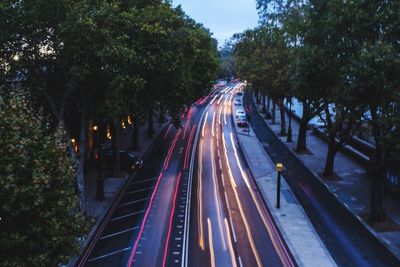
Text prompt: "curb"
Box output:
[[69, 121, 171, 267], [251, 94, 400, 263]]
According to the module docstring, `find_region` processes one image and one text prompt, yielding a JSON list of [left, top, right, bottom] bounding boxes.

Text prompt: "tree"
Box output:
[[0, 88, 87, 266]]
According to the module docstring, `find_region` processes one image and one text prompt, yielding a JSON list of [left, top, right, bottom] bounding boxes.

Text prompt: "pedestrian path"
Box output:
[[232, 93, 337, 267], [257, 96, 400, 259]]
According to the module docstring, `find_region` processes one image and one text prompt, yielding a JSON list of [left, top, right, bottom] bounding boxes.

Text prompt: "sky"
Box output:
[[172, 0, 259, 47]]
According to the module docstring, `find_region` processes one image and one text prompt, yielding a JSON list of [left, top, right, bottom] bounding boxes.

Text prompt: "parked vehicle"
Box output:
[[234, 98, 243, 106], [236, 115, 248, 128], [235, 109, 245, 118], [97, 149, 143, 171]]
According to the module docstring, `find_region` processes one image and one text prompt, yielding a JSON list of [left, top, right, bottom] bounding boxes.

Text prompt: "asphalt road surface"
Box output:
[[77, 100, 207, 267], [187, 85, 295, 267]]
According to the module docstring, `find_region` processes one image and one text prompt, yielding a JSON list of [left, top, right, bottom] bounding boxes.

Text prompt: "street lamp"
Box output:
[[276, 163, 283, 208]]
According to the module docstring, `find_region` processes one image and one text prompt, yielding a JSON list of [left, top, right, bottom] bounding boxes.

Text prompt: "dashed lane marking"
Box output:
[[110, 210, 145, 222], [88, 247, 131, 262], [126, 187, 155, 195], [100, 226, 139, 240]]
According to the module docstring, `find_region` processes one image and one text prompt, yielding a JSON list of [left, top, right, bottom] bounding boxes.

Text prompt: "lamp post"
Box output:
[[276, 163, 283, 208]]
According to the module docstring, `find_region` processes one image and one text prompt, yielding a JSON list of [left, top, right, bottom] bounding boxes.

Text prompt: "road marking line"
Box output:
[[110, 210, 145, 221], [88, 247, 131, 262], [225, 218, 238, 267], [131, 177, 158, 185], [100, 226, 139, 240], [211, 139, 227, 251], [229, 217, 237, 243], [238, 256, 243, 267], [126, 187, 154, 195], [119, 197, 150, 207], [208, 218, 216, 267]]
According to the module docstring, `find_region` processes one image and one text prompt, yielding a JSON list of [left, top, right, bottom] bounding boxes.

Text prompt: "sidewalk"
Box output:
[[84, 115, 169, 220], [256, 96, 400, 258], [232, 94, 337, 267]]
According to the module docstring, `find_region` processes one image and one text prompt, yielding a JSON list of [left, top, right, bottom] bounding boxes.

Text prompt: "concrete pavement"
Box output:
[[232, 91, 337, 267]]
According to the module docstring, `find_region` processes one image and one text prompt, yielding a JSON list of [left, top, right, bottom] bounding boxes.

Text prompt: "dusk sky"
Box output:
[[172, 0, 259, 47]]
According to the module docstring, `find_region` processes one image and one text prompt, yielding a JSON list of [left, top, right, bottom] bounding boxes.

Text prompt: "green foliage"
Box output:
[[0, 87, 87, 266], [219, 42, 236, 79]]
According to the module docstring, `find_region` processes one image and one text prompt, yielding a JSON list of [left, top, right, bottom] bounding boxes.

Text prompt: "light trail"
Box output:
[[211, 111, 216, 137], [217, 94, 224, 105], [202, 112, 209, 138], [221, 133, 262, 267], [222, 132, 237, 188], [163, 124, 172, 140], [163, 128, 182, 170], [183, 120, 189, 139], [211, 140, 227, 251], [218, 105, 223, 125], [210, 95, 218, 105], [228, 134, 295, 267], [127, 171, 164, 267], [197, 139, 205, 250], [224, 218, 238, 267], [162, 172, 182, 267], [183, 126, 196, 170], [207, 218, 216, 267]]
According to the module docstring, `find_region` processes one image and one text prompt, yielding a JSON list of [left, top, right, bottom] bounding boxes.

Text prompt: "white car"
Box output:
[[234, 98, 243, 106], [235, 109, 245, 118]]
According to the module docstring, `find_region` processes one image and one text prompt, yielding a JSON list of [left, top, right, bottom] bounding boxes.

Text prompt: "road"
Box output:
[[244, 89, 400, 267], [76, 101, 206, 267], [76, 84, 295, 267], [187, 85, 295, 267]]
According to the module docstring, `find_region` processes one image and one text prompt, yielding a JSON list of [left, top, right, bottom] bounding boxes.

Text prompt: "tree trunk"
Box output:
[[96, 152, 104, 201], [296, 118, 309, 152], [369, 166, 386, 222], [323, 133, 337, 177], [147, 107, 154, 138], [266, 96, 271, 119], [369, 120, 386, 223], [279, 100, 286, 136], [132, 116, 139, 150], [111, 119, 120, 176], [261, 94, 266, 113], [296, 104, 310, 153], [158, 103, 166, 124], [287, 99, 292, 142], [77, 109, 88, 215], [271, 101, 276, 124]]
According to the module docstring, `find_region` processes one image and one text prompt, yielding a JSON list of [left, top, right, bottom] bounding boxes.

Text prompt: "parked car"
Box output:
[[236, 115, 248, 128], [234, 98, 243, 106], [235, 109, 245, 118], [97, 149, 143, 171]]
